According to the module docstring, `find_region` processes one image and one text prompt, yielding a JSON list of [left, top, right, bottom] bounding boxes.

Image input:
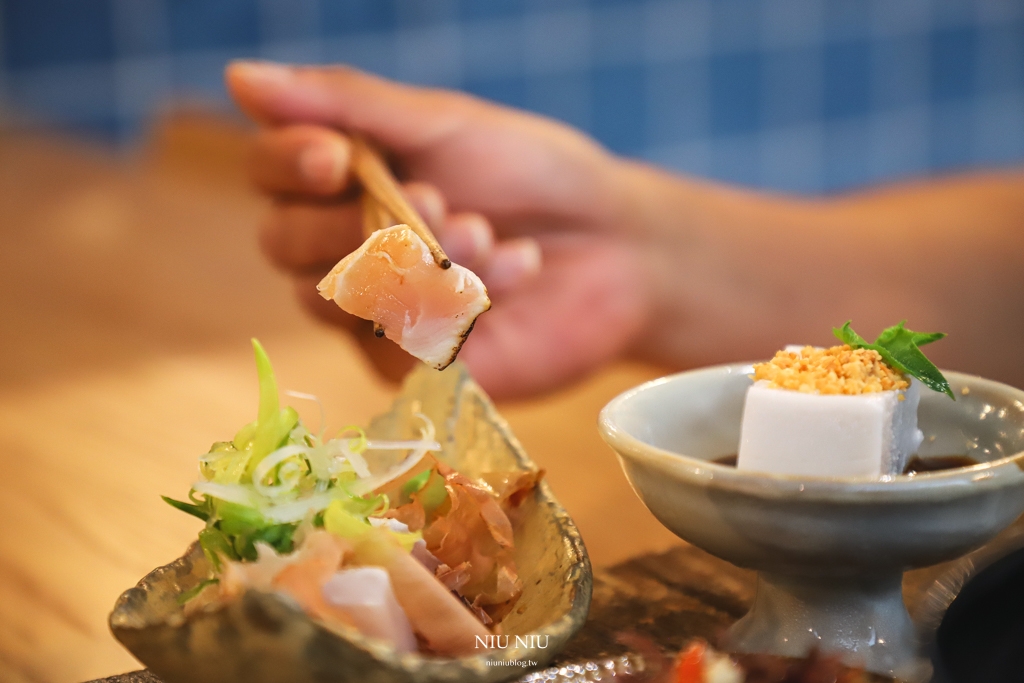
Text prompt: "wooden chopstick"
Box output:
[[361, 191, 393, 240], [355, 152, 427, 340], [351, 136, 451, 269], [360, 193, 391, 339]]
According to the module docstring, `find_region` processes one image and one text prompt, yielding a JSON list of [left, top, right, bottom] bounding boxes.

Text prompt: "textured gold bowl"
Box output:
[[109, 363, 592, 683]]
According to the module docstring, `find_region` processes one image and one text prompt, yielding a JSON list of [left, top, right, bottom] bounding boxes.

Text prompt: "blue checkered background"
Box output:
[[1, 0, 1022, 193]]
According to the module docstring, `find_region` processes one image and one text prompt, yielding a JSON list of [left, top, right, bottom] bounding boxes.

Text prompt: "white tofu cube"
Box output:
[[737, 379, 923, 477], [322, 566, 417, 652]]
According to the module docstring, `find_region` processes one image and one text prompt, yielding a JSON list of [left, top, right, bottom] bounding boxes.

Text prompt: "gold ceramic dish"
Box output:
[[109, 363, 592, 683]]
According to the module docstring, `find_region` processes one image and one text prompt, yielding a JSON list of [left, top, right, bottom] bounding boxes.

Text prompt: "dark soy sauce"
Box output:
[[902, 455, 979, 475], [710, 453, 978, 474]]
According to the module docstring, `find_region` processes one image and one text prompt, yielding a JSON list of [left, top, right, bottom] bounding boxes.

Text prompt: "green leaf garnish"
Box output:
[[414, 472, 449, 518], [401, 469, 432, 497], [161, 495, 210, 521], [177, 578, 219, 605], [198, 527, 238, 572], [213, 499, 296, 561], [833, 320, 953, 399], [236, 523, 296, 561], [245, 339, 301, 480]]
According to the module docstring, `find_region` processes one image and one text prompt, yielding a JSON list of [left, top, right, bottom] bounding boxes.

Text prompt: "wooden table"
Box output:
[[0, 117, 678, 683]]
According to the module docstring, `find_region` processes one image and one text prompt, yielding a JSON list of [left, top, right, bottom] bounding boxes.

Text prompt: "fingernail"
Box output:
[[513, 238, 542, 277], [405, 184, 446, 229], [464, 215, 495, 258], [439, 214, 494, 265], [421, 190, 446, 228], [485, 238, 542, 293], [299, 140, 347, 188], [230, 60, 294, 87]]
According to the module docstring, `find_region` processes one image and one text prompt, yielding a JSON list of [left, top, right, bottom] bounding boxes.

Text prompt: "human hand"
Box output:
[[226, 62, 651, 399]]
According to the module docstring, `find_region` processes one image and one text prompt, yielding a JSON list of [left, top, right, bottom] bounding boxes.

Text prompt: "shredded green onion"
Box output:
[[163, 339, 443, 574]]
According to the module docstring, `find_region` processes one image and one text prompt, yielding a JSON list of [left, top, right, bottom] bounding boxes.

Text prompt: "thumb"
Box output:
[[225, 61, 470, 153]]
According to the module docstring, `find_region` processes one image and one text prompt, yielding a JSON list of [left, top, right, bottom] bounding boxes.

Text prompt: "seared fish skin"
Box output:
[[318, 225, 491, 370]]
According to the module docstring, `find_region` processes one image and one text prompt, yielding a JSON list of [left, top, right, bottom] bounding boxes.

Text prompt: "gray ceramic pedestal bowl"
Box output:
[[598, 364, 1024, 682]]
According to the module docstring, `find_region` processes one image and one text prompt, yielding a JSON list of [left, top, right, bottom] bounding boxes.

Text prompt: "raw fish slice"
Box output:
[[352, 528, 491, 656], [270, 531, 349, 624], [219, 531, 358, 633], [318, 225, 490, 370], [322, 567, 418, 653]]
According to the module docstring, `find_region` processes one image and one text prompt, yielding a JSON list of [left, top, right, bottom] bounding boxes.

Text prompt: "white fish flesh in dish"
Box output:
[[317, 225, 491, 370]]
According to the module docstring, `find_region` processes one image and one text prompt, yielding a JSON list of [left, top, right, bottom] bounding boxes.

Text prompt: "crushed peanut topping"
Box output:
[[753, 345, 909, 395]]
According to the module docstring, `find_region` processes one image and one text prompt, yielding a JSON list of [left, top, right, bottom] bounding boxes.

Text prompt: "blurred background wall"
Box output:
[[1, 0, 1021, 194]]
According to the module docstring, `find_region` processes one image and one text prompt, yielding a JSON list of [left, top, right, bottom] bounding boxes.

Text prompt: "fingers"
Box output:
[[430, 211, 540, 294], [457, 235, 649, 400], [400, 199, 540, 292], [262, 170, 543, 305], [251, 122, 453, 208], [292, 231, 595, 402], [226, 61, 472, 153], [416, 205, 541, 293], [259, 181, 445, 273], [402, 182, 446, 231], [479, 237, 541, 294], [264, 199, 540, 293], [259, 201, 363, 272], [251, 125, 352, 196], [434, 212, 493, 269]]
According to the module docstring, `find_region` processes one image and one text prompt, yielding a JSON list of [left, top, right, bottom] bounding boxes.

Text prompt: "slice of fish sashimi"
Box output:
[[317, 225, 491, 370]]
